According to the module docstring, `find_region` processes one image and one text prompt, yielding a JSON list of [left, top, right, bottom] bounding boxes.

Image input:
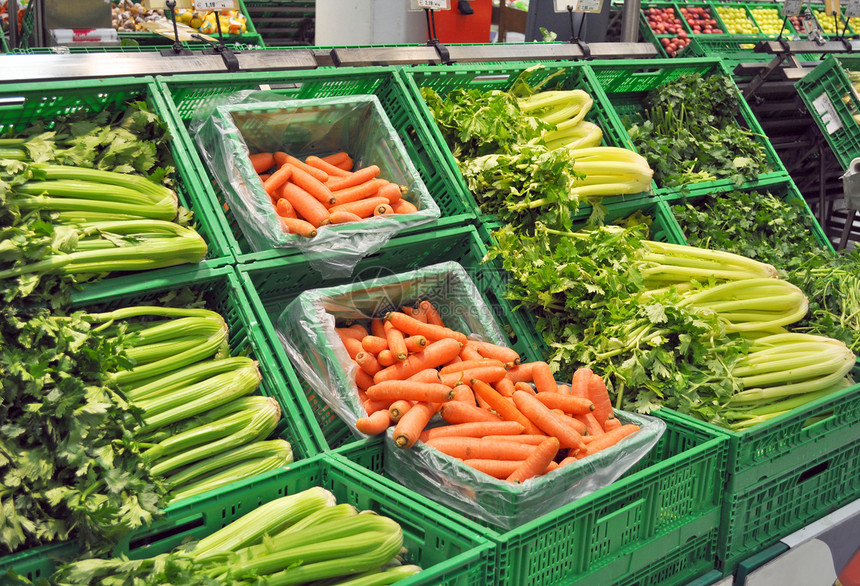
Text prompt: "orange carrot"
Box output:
[[393, 401, 436, 448], [338, 326, 364, 341], [462, 459, 528, 480], [512, 390, 586, 452], [373, 338, 462, 383], [417, 300, 444, 327], [335, 156, 354, 171], [557, 384, 572, 395], [494, 376, 516, 398], [377, 182, 403, 205], [355, 368, 375, 392], [355, 351, 381, 375], [388, 399, 413, 423], [444, 356, 463, 367], [574, 413, 605, 437], [506, 362, 536, 383], [440, 359, 505, 374], [507, 436, 560, 483], [483, 434, 549, 445], [355, 409, 391, 435], [361, 335, 388, 355], [363, 398, 392, 414], [263, 164, 293, 196], [588, 373, 614, 427], [579, 424, 640, 457], [376, 349, 396, 367], [552, 411, 587, 435], [425, 437, 537, 460], [421, 421, 524, 441], [370, 317, 386, 338], [250, 152, 275, 174], [279, 216, 317, 238], [275, 152, 329, 183], [570, 367, 594, 398], [348, 323, 369, 337], [440, 400, 503, 424], [531, 362, 559, 394], [384, 320, 408, 361], [276, 197, 296, 218], [386, 311, 468, 344], [475, 393, 493, 411], [406, 368, 442, 383], [321, 151, 351, 166], [404, 335, 428, 353], [288, 164, 336, 205], [329, 196, 390, 219], [280, 182, 331, 228], [330, 180, 386, 206], [459, 343, 484, 361], [391, 199, 418, 214], [469, 340, 520, 366], [366, 380, 454, 403], [326, 165, 381, 191], [337, 332, 364, 359], [535, 393, 595, 415], [329, 210, 364, 224], [471, 379, 544, 436], [440, 366, 507, 388], [401, 306, 427, 323], [513, 382, 537, 396], [374, 204, 395, 216], [305, 155, 351, 177], [603, 417, 622, 432], [558, 455, 578, 468], [451, 384, 476, 405]]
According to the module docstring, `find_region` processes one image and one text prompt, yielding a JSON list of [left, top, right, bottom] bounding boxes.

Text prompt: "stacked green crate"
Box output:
[[0, 266, 320, 576], [588, 57, 788, 197], [0, 76, 234, 281], [396, 60, 658, 233], [2, 455, 495, 586], [796, 54, 860, 171], [243, 0, 315, 46], [155, 67, 475, 265]]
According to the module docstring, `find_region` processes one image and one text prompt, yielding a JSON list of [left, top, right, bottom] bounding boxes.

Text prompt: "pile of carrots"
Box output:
[[336, 299, 641, 484], [249, 150, 419, 238]]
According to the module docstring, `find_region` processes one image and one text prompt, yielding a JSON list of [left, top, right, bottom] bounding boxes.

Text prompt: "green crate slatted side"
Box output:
[[156, 67, 475, 264], [795, 54, 860, 170], [0, 265, 322, 577], [587, 58, 787, 193], [2, 455, 495, 586], [661, 174, 836, 253], [0, 77, 233, 269], [335, 413, 727, 586], [238, 225, 543, 452], [244, 0, 314, 46], [397, 61, 657, 223], [718, 437, 860, 574]]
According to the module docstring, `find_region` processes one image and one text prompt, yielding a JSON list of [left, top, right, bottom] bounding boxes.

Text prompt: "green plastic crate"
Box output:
[[115, 0, 262, 46], [243, 0, 315, 46], [238, 225, 542, 453], [1, 454, 495, 586], [795, 53, 860, 170], [0, 76, 233, 275], [678, 35, 819, 74], [588, 57, 787, 195], [638, 2, 689, 58], [0, 265, 322, 574], [334, 410, 728, 586], [397, 60, 658, 223], [155, 67, 475, 265], [661, 173, 835, 253]]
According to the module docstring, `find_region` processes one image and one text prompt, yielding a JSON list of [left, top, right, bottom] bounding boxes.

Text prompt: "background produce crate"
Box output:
[[662, 369, 860, 575], [156, 67, 475, 265], [661, 174, 835, 253], [333, 407, 728, 586], [2, 454, 495, 586], [0, 76, 233, 274], [238, 225, 542, 453], [243, 0, 315, 46], [678, 35, 819, 78], [0, 265, 320, 576], [638, 2, 693, 58], [397, 60, 657, 224], [795, 53, 860, 171], [588, 57, 787, 195], [10, 40, 265, 53]]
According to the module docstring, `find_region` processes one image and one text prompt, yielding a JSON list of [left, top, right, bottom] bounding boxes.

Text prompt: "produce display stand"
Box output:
[[1, 31, 859, 586]]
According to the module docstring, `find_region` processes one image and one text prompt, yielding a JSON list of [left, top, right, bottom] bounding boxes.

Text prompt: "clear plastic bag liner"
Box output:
[[384, 410, 665, 530], [275, 261, 509, 439], [189, 91, 440, 276]]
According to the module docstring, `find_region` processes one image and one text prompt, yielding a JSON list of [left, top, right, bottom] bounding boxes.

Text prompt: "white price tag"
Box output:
[[554, 0, 604, 13], [813, 93, 844, 135], [846, 0, 860, 18], [781, 0, 803, 17], [411, 0, 450, 10], [194, 0, 237, 10]]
